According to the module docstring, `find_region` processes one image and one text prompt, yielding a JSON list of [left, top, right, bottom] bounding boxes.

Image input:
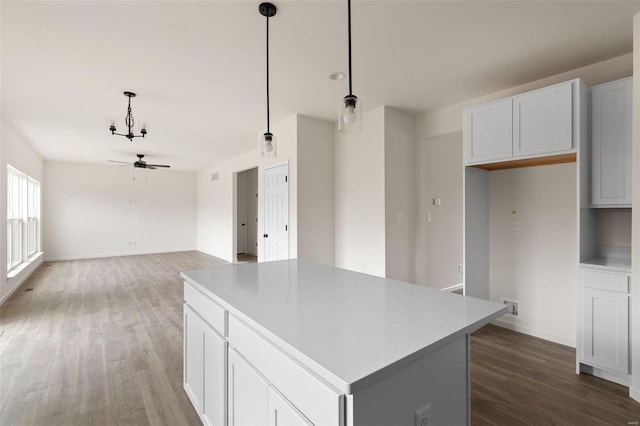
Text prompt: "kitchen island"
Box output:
[[181, 260, 506, 426]]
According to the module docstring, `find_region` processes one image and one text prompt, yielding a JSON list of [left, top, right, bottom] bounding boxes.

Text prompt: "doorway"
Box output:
[[236, 167, 258, 263]]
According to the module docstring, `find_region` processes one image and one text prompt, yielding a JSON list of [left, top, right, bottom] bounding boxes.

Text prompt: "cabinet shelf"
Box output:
[[469, 152, 576, 171]]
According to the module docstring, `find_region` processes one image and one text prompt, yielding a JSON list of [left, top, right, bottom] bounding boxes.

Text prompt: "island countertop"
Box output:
[[181, 259, 506, 394]]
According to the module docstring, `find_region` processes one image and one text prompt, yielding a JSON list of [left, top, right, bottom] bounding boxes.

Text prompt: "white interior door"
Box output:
[[237, 186, 247, 254], [264, 163, 289, 262]]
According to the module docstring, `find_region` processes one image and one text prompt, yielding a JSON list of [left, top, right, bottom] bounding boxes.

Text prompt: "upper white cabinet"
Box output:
[[591, 77, 633, 207], [513, 82, 573, 157], [464, 79, 583, 166], [464, 98, 513, 164]]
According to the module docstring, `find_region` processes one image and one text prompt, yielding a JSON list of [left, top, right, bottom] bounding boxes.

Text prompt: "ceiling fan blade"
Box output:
[[108, 160, 132, 165], [146, 166, 157, 170], [146, 164, 170, 168]]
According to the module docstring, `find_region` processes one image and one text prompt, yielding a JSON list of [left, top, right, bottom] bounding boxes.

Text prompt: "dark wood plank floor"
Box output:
[[1, 251, 638, 425], [471, 325, 640, 425]]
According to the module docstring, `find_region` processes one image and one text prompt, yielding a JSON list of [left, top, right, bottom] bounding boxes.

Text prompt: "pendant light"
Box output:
[[339, 0, 361, 134], [108, 91, 148, 141], [259, 2, 277, 157]]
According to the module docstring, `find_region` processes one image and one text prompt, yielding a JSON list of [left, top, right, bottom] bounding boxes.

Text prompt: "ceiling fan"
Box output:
[[108, 154, 170, 170]]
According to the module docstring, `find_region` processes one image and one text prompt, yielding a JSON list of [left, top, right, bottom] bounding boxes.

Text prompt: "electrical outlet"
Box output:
[[502, 299, 519, 316], [415, 403, 431, 426]]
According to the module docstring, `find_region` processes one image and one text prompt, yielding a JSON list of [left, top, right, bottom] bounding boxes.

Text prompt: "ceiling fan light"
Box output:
[[260, 132, 276, 158], [339, 95, 362, 133]]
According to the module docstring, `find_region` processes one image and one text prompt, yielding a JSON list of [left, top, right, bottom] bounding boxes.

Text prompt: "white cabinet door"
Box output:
[[463, 98, 512, 164], [582, 288, 629, 374], [184, 304, 203, 411], [228, 349, 268, 426], [513, 82, 573, 157], [268, 386, 313, 426], [202, 323, 227, 426], [591, 77, 633, 206]]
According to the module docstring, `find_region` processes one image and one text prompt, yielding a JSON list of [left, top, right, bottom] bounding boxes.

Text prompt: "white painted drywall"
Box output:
[[197, 115, 298, 263], [43, 161, 196, 261], [384, 107, 416, 283], [334, 106, 386, 277], [1, 119, 44, 304], [596, 209, 632, 248], [297, 116, 334, 266], [415, 131, 463, 289], [489, 164, 577, 346], [629, 11, 639, 404]]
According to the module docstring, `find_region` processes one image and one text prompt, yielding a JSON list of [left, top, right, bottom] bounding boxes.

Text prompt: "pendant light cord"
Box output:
[[348, 0, 353, 96], [266, 13, 271, 133]]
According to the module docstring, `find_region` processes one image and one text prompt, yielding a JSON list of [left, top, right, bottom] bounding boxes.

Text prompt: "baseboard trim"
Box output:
[[1, 256, 44, 306], [441, 283, 464, 293], [491, 317, 575, 348], [630, 385, 640, 403], [44, 249, 197, 262]]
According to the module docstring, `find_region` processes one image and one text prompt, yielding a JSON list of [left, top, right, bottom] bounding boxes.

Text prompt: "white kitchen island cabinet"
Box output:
[[182, 260, 506, 426]]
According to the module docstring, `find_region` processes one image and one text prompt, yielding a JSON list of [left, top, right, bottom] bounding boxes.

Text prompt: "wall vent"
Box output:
[[211, 172, 219, 181]]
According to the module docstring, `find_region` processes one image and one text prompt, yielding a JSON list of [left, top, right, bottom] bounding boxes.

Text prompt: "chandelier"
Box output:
[[108, 91, 148, 141]]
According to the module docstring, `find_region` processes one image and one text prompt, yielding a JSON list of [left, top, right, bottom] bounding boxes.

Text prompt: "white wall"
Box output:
[[415, 131, 463, 290], [43, 161, 197, 261], [630, 11, 639, 403], [414, 53, 633, 342], [297, 116, 334, 266], [489, 164, 577, 346], [384, 107, 416, 283], [197, 115, 298, 263], [1, 119, 44, 304], [334, 106, 386, 276]]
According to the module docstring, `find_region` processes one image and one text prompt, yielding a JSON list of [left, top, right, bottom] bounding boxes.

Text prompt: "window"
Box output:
[[7, 165, 40, 273]]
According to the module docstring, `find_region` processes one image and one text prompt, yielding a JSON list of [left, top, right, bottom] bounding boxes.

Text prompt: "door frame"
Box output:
[[232, 166, 259, 263]]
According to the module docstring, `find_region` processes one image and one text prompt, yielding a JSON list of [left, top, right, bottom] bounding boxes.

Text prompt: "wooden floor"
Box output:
[[1, 251, 638, 425], [471, 325, 640, 425], [0, 251, 225, 425]]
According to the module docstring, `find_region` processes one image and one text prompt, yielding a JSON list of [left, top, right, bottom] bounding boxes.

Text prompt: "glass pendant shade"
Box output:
[[260, 132, 276, 158], [338, 95, 362, 134]]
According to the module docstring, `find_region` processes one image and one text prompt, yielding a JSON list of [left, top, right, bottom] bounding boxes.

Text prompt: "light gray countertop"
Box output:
[[580, 257, 631, 273], [181, 260, 506, 393]]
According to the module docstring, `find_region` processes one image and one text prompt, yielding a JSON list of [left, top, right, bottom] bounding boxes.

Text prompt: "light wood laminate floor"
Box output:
[[0, 251, 225, 425], [1, 251, 639, 425]]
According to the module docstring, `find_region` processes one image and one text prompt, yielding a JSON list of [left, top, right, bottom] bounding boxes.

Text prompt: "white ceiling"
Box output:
[[2, 1, 639, 171]]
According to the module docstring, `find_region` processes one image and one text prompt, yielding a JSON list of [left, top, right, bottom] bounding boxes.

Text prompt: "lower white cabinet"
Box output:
[[268, 386, 313, 426], [579, 267, 630, 383], [184, 304, 227, 426], [228, 349, 269, 426]]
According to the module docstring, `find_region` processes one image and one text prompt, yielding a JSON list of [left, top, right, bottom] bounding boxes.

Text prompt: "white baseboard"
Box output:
[[44, 248, 197, 262], [1, 255, 44, 306], [630, 385, 640, 403], [491, 317, 576, 348]]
